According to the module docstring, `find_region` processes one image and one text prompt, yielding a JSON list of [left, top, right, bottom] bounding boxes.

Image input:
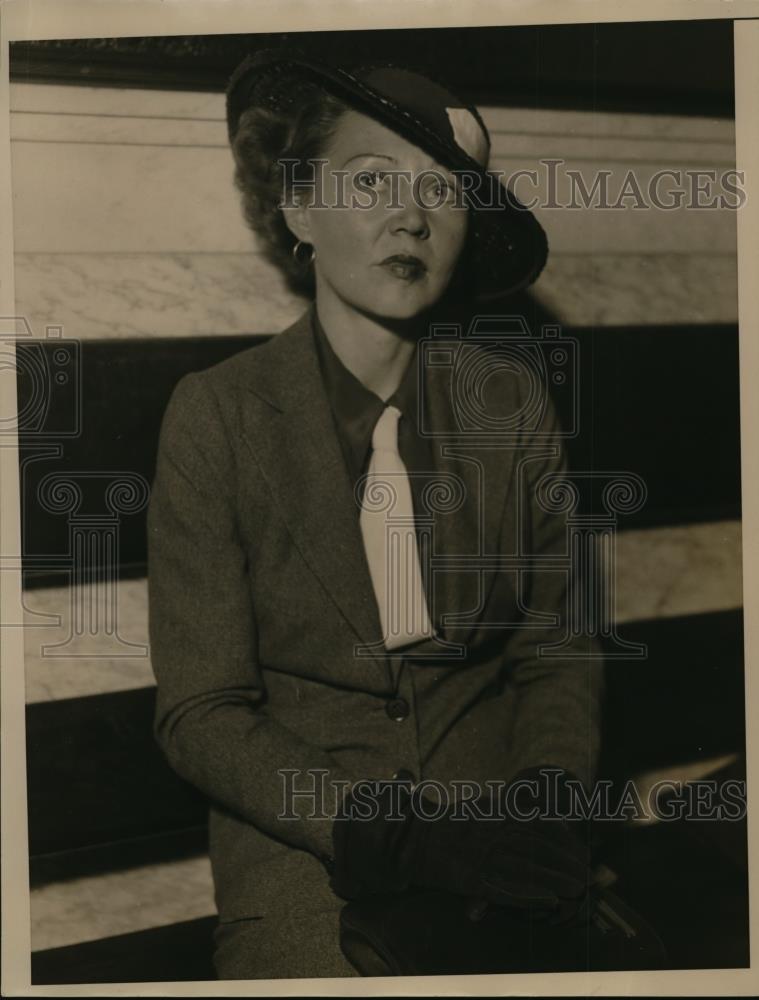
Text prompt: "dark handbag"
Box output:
[[339, 885, 667, 977]]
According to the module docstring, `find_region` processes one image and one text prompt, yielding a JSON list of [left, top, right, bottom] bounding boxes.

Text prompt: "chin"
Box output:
[[364, 284, 446, 321]]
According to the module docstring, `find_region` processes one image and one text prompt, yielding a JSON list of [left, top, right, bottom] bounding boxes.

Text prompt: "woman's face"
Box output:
[[290, 110, 469, 320]]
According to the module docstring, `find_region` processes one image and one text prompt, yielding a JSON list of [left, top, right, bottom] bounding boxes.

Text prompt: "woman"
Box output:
[[147, 49, 606, 980]]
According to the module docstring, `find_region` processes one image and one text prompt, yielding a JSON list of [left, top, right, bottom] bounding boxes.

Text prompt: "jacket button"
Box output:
[[393, 768, 416, 784], [386, 697, 410, 721]]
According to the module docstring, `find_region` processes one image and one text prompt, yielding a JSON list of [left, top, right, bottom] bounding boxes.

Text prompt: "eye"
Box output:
[[419, 176, 457, 205], [355, 169, 388, 188]]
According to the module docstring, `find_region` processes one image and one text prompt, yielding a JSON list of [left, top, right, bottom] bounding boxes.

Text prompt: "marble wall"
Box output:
[[10, 82, 739, 337]]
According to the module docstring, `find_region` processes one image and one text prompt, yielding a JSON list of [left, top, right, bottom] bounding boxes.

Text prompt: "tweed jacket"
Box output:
[[147, 305, 604, 930]]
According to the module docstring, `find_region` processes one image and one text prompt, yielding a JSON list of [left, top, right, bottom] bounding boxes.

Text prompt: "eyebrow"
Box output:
[[340, 153, 397, 168]]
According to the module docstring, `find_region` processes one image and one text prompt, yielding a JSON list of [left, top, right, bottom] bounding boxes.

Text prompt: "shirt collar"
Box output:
[[310, 305, 422, 477]]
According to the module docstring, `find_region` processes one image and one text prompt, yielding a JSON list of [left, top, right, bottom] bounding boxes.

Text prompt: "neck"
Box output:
[[314, 295, 426, 402]]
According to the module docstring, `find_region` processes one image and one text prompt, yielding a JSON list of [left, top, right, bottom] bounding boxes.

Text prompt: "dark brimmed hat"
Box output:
[[226, 49, 548, 301]]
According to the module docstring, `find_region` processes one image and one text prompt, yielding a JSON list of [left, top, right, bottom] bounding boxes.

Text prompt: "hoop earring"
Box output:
[[292, 240, 315, 266]]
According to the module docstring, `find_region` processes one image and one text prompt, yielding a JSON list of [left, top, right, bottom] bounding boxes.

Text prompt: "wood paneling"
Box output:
[[9, 21, 735, 117]]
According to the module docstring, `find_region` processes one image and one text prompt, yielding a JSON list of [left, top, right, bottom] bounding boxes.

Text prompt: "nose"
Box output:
[[389, 175, 430, 239]]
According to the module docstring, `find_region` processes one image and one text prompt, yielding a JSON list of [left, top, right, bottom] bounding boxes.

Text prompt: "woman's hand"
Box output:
[[329, 769, 594, 913]]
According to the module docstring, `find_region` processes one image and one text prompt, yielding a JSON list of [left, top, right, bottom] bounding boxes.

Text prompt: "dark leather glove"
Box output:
[[330, 768, 594, 914]]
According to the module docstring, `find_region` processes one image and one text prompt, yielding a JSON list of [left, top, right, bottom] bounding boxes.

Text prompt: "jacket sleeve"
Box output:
[[501, 380, 605, 791], [147, 371, 352, 862]]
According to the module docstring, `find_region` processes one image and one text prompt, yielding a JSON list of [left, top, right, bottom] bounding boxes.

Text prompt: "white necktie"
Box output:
[[359, 405, 435, 650]]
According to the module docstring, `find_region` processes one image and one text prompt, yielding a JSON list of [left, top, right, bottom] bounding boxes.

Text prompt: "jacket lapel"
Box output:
[[239, 309, 391, 677]]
